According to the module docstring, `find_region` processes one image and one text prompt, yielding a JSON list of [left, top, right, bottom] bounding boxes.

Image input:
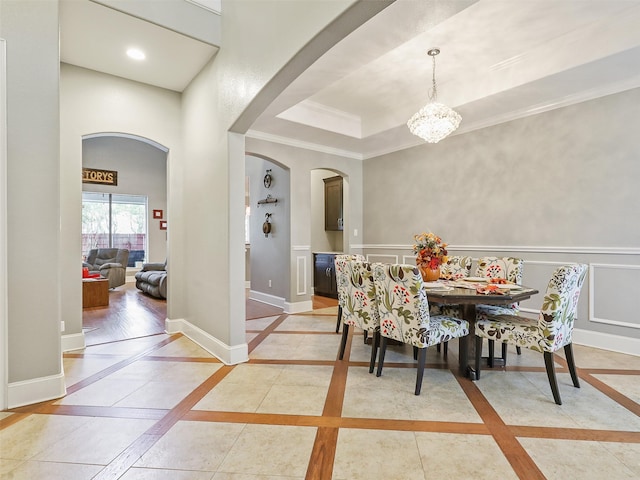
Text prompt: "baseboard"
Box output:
[[165, 318, 249, 365], [8, 372, 66, 409], [572, 328, 640, 357], [249, 290, 285, 308], [61, 332, 86, 352], [284, 300, 313, 314]]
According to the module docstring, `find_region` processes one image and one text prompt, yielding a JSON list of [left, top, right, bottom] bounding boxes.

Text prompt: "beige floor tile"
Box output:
[[213, 474, 303, 480], [475, 370, 640, 430], [0, 411, 14, 420], [85, 334, 170, 355], [0, 460, 103, 479], [342, 366, 482, 423], [519, 437, 639, 479], [276, 365, 334, 387], [194, 381, 272, 412], [245, 316, 280, 331], [249, 334, 339, 361], [217, 424, 317, 477], [32, 417, 156, 465], [246, 332, 259, 342], [256, 384, 328, 415], [120, 467, 214, 479], [114, 380, 202, 409], [276, 315, 335, 332], [0, 414, 91, 460], [415, 432, 518, 479], [592, 373, 640, 404], [0, 459, 22, 476], [154, 361, 223, 383], [221, 364, 285, 385], [151, 336, 215, 358], [54, 378, 148, 406], [63, 355, 129, 386], [135, 421, 245, 471], [333, 429, 425, 480], [564, 345, 640, 370]]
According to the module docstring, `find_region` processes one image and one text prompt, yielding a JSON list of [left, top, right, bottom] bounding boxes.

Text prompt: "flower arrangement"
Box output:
[[413, 232, 448, 269]]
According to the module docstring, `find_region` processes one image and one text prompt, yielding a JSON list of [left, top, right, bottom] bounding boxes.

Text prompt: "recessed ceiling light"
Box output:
[[126, 48, 146, 61]]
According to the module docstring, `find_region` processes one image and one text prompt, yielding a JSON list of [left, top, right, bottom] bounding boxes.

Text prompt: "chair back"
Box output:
[[372, 263, 430, 347], [440, 255, 472, 279], [537, 264, 588, 352], [476, 256, 523, 283], [340, 260, 380, 333], [86, 248, 129, 268], [335, 254, 366, 308], [476, 256, 523, 311]]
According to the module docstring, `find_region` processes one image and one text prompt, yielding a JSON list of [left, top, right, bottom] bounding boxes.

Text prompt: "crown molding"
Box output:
[[246, 130, 363, 160]]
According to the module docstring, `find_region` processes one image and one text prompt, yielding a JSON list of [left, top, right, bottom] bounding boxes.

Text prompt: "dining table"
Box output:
[[424, 279, 539, 380]]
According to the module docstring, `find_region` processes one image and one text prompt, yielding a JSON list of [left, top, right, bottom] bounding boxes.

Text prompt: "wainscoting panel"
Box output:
[[367, 254, 398, 264], [296, 255, 307, 296], [589, 263, 640, 329]]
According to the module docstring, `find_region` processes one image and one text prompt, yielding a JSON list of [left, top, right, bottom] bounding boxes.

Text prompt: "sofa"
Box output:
[[82, 248, 129, 289], [135, 261, 167, 299]]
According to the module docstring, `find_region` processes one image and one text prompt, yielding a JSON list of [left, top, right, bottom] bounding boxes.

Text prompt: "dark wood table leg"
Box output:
[[460, 304, 476, 378]]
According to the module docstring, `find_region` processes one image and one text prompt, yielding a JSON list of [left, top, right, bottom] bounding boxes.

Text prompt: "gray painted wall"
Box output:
[[246, 155, 290, 302], [246, 137, 364, 307], [363, 88, 640, 342], [1, 0, 62, 389], [82, 136, 168, 264]]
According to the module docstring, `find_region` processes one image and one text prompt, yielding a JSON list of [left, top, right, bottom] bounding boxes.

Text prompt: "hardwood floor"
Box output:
[[84, 283, 337, 345], [82, 283, 166, 346]]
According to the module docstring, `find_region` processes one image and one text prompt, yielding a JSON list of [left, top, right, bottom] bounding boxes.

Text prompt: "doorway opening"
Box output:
[[81, 134, 168, 346]]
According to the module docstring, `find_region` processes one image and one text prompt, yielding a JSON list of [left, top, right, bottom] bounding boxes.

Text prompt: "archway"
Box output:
[[81, 133, 168, 345]]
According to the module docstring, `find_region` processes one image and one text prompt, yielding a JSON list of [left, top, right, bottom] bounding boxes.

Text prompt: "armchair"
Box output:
[[135, 261, 167, 299], [82, 248, 129, 289]]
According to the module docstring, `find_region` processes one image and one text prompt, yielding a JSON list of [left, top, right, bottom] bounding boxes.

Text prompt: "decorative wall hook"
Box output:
[[262, 212, 272, 237], [263, 169, 273, 188]]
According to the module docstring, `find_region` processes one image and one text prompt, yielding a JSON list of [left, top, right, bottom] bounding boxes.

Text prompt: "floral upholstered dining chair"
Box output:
[[475, 256, 525, 363], [475, 264, 588, 405], [334, 254, 366, 333], [430, 255, 473, 355], [336, 259, 380, 373], [372, 263, 469, 395]]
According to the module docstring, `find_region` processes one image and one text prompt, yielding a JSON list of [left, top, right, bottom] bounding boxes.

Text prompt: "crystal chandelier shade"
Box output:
[[407, 48, 461, 144]]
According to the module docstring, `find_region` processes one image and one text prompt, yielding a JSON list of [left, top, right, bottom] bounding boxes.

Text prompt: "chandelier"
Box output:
[[407, 48, 461, 144]]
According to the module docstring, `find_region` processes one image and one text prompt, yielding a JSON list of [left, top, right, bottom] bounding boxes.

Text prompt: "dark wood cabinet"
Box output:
[[324, 176, 343, 231], [313, 253, 338, 298]]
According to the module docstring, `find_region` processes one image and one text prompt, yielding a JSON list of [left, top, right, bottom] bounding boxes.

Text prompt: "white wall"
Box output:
[[82, 136, 168, 264], [1, 0, 63, 408], [175, 0, 363, 362], [60, 64, 183, 350]]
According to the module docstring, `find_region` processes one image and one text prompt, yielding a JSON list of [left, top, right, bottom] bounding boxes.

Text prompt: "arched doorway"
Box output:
[[81, 133, 168, 345]]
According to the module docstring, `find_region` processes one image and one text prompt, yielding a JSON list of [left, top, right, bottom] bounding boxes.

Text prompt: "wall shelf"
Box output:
[[257, 194, 278, 206]]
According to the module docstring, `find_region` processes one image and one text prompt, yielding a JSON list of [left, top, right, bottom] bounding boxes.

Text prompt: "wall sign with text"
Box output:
[[82, 168, 118, 186]]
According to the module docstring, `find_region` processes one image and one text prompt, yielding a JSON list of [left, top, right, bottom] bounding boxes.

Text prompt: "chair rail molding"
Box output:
[[361, 244, 640, 256]]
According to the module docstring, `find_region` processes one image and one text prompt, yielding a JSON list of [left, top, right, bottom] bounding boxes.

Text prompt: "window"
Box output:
[[82, 192, 147, 266]]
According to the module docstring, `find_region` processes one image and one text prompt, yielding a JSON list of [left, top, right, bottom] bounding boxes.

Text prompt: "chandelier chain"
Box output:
[[430, 53, 437, 102]]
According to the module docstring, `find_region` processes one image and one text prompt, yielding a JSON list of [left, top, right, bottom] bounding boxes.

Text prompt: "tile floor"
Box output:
[[1, 308, 639, 479]]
